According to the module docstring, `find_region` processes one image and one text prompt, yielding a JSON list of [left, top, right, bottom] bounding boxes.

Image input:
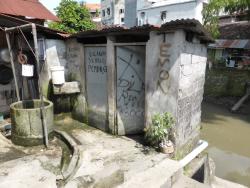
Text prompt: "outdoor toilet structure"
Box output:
[[44, 19, 212, 155]]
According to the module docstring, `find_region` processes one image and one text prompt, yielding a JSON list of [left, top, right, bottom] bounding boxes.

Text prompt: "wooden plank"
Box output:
[[53, 81, 80, 95]]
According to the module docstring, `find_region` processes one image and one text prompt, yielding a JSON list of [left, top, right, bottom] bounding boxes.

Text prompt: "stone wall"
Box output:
[[204, 69, 250, 97]]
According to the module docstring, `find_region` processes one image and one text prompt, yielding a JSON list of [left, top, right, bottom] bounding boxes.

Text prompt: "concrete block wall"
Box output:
[[145, 30, 207, 154], [145, 31, 182, 128], [176, 36, 207, 153]]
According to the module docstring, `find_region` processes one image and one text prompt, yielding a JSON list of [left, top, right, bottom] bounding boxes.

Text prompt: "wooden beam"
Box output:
[[5, 24, 32, 32], [5, 32, 20, 101]]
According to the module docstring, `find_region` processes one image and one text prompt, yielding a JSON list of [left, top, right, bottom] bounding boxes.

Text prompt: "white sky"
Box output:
[[39, 0, 100, 14]]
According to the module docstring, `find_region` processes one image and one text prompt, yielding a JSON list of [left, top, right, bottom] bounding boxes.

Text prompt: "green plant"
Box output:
[[144, 112, 175, 147], [203, 0, 250, 38], [49, 0, 96, 33]]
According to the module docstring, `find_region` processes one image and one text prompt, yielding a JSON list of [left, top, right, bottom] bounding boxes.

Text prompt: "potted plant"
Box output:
[[144, 112, 175, 154]]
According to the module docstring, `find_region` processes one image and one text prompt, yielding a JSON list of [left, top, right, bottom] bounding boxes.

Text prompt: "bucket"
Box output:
[[0, 65, 13, 84], [22, 64, 34, 77], [50, 66, 65, 85], [0, 48, 10, 63]]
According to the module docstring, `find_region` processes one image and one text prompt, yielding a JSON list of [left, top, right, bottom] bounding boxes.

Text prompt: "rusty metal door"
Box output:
[[116, 46, 146, 135]]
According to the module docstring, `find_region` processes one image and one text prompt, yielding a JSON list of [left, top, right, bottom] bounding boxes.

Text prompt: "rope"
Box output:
[[18, 27, 36, 58], [0, 26, 4, 31], [17, 52, 28, 64]]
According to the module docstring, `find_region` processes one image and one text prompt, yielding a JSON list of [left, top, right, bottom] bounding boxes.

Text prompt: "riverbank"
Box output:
[[201, 102, 250, 187], [204, 96, 250, 115]]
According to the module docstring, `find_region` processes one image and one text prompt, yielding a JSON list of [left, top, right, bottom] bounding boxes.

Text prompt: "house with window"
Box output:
[[101, 0, 125, 26], [136, 0, 208, 27], [85, 3, 101, 23], [104, 0, 208, 27]]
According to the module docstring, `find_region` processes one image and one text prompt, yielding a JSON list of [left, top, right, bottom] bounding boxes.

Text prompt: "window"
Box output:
[[161, 11, 167, 22], [120, 9, 124, 14], [107, 8, 110, 15], [141, 12, 145, 19], [139, 12, 146, 26], [121, 17, 124, 23], [102, 10, 105, 17]]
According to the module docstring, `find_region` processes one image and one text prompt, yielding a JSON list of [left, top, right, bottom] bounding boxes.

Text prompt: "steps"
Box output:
[[173, 175, 210, 188]]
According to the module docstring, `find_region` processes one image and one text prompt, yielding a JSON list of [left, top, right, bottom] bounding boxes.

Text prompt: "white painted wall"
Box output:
[[137, 0, 207, 26]]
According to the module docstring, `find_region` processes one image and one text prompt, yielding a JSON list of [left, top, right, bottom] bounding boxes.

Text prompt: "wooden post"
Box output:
[[5, 32, 20, 101], [32, 23, 48, 147]]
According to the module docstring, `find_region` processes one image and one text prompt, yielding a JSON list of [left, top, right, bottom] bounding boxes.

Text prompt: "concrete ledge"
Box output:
[[54, 129, 82, 185], [53, 82, 80, 95]]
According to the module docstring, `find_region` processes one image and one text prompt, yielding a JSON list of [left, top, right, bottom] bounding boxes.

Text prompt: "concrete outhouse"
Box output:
[[45, 19, 213, 154]]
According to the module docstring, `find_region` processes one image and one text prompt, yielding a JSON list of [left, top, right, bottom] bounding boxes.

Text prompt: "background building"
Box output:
[[85, 3, 101, 23], [101, 0, 125, 26], [102, 0, 209, 27], [136, 0, 208, 27]]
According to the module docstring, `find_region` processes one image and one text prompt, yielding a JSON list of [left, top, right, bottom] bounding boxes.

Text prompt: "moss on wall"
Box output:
[[204, 68, 250, 97]]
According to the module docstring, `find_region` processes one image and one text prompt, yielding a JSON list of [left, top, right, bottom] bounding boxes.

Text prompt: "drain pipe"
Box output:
[[179, 140, 208, 168]]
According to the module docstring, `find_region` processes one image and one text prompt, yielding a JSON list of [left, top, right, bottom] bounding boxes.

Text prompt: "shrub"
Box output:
[[144, 112, 175, 147]]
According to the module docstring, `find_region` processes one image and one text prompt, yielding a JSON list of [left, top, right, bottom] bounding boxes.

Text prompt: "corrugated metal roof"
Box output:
[[0, 0, 59, 21], [209, 39, 250, 49], [72, 19, 213, 43]]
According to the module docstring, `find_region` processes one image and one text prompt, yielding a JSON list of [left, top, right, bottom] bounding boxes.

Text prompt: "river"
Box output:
[[201, 102, 250, 187]]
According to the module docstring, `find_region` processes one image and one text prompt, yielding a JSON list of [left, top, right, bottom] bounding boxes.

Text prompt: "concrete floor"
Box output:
[[0, 115, 247, 188], [0, 116, 181, 188]]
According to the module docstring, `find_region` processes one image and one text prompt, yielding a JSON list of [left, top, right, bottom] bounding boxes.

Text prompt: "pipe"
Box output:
[[179, 140, 208, 168], [31, 23, 48, 148]]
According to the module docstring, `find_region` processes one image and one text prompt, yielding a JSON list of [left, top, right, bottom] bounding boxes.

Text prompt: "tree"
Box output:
[[203, 0, 250, 38], [49, 0, 96, 33]]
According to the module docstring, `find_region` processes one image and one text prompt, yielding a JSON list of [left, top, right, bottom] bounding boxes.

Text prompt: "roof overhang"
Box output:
[[209, 39, 250, 50]]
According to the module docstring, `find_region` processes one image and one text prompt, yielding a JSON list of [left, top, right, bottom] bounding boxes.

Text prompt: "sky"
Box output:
[[40, 0, 99, 14]]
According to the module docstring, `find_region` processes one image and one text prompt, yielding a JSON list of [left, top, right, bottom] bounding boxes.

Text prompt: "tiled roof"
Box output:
[[85, 3, 101, 12], [219, 21, 250, 39], [72, 19, 213, 43], [0, 0, 59, 21]]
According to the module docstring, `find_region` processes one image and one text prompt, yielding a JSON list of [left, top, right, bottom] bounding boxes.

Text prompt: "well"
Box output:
[[10, 100, 54, 146]]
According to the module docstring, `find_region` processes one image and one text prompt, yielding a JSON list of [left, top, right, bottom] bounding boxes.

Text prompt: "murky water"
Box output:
[[201, 102, 250, 187]]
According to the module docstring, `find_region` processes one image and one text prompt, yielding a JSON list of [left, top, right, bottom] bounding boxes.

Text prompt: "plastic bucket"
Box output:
[[22, 64, 34, 77], [50, 66, 65, 85], [0, 65, 13, 84]]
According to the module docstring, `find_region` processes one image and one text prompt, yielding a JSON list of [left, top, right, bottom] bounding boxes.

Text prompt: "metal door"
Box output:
[[116, 46, 145, 134], [85, 47, 108, 131]]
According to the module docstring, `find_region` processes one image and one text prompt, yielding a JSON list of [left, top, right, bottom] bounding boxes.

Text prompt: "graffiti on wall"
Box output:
[[87, 49, 107, 74], [85, 47, 108, 130], [116, 46, 145, 119], [157, 43, 171, 94], [67, 47, 80, 69]]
